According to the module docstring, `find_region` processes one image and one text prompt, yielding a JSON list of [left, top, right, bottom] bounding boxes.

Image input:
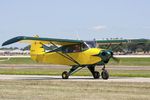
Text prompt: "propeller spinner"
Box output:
[[100, 50, 120, 64]]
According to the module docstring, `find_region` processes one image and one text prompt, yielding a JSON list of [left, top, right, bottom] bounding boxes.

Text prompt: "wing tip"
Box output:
[[1, 36, 26, 46], [2, 43, 6, 46]]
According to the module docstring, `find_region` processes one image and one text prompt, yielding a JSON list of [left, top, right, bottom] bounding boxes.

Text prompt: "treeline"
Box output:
[[0, 47, 19, 50], [98, 42, 150, 53], [0, 46, 30, 51]]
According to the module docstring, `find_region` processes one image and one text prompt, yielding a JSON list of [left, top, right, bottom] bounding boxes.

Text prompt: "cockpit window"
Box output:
[[63, 44, 81, 53], [81, 43, 89, 51], [63, 41, 96, 53], [44, 40, 96, 53], [84, 41, 96, 48]]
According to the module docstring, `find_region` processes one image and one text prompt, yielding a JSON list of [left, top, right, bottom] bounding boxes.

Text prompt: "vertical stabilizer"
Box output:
[[30, 41, 45, 62]]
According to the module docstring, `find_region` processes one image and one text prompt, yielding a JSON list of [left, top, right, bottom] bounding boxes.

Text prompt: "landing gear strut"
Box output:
[[101, 65, 109, 80], [62, 65, 109, 79], [88, 65, 100, 79]]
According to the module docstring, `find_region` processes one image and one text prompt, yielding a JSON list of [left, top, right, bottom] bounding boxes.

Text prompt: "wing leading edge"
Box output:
[[2, 36, 82, 46], [2, 36, 150, 46]]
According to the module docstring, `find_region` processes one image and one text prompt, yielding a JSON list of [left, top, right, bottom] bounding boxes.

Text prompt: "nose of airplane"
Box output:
[[99, 50, 113, 63]]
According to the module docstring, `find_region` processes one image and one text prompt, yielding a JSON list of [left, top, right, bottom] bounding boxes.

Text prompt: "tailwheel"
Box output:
[[62, 71, 69, 79], [93, 71, 100, 79], [101, 70, 109, 80]]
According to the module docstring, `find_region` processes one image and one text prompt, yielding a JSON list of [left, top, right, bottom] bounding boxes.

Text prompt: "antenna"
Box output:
[[83, 41, 90, 48], [75, 32, 80, 40], [93, 38, 96, 47]]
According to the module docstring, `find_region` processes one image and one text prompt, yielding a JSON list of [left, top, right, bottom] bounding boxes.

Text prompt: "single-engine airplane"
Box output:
[[2, 36, 149, 79]]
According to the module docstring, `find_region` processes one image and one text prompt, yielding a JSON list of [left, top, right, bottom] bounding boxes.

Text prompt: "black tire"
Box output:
[[101, 70, 109, 80], [93, 71, 100, 79], [62, 71, 69, 79]]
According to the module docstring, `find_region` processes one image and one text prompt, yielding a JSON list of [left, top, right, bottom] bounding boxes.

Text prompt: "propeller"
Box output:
[[110, 52, 120, 63], [111, 56, 120, 63], [103, 43, 122, 63]]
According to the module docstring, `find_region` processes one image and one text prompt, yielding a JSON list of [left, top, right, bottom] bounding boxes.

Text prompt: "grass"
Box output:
[[0, 57, 150, 66], [0, 58, 150, 100], [0, 68, 150, 77], [0, 58, 37, 64], [109, 70, 150, 77], [109, 58, 150, 66], [0, 80, 149, 100], [0, 57, 150, 77]]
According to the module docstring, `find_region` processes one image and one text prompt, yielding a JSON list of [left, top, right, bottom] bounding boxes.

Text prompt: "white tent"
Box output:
[[23, 50, 30, 54], [10, 49, 24, 54], [0, 50, 5, 53]]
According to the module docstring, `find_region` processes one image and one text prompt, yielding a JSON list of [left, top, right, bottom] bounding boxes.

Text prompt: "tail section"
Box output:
[[30, 41, 45, 62]]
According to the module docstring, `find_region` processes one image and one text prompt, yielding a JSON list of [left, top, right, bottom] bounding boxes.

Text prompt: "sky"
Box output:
[[0, 0, 150, 47]]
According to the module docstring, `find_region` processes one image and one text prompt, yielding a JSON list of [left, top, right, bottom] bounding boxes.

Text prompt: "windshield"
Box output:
[[84, 41, 96, 48]]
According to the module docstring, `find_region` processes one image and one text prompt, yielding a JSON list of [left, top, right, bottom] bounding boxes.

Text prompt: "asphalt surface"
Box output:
[[0, 64, 150, 71], [0, 75, 150, 82]]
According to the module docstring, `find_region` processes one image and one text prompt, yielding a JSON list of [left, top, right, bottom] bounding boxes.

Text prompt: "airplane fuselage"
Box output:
[[30, 48, 103, 66]]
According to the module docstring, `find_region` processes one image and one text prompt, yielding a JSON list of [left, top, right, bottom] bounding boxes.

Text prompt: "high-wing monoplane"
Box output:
[[2, 36, 149, 79]]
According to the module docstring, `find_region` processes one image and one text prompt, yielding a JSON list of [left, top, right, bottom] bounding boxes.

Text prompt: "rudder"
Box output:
[[30, 41, 45, 62]]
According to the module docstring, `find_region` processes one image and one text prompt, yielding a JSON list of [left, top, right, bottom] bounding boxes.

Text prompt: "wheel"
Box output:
[[101, 70, 109, 80], [62, 71, 69, 79], [93, 71, 100, 79]]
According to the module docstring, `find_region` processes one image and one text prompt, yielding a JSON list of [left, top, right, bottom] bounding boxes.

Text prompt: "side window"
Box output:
[[65, 46, 74, 53], [72, 45, 81, 52], [63, 44, 81, 53]]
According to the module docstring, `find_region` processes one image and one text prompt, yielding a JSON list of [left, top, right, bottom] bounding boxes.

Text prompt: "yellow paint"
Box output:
[[30, 41, 102, 66]]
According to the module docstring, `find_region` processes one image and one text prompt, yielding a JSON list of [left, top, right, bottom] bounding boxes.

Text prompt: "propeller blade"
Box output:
[[106, 43, 112, 49], [111, 43, 122, 51], [112, 56, 120, 63]]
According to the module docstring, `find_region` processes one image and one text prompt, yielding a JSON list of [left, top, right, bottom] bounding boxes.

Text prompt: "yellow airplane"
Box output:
[[2, 36, 149, 79]]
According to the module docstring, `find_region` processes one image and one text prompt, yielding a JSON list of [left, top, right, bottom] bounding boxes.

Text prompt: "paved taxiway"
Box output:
[[0, 75, 150, 82]]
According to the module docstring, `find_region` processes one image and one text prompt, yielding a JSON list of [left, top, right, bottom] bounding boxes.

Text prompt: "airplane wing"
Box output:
[[2, 36, 82, 46], [96, 39, 150, 45], [2, 36, 150, 46]]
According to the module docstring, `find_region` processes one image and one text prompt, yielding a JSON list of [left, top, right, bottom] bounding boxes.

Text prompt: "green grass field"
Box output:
[[0, 68, 150, 77], [0, 57, 150, 66], [0, 80, 149, 100], [0, 57, 150, 77], [0, 58, 36, 64], [109, 57, 150, 66]]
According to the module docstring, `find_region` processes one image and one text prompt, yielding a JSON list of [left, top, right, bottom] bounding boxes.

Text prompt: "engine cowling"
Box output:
[[100, 50, 113, 63]]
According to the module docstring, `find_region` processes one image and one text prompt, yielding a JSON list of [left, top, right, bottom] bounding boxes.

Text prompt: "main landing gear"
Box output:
[[87, 65, 100, 79], [101, 65, 109, 80], [61, 65, 109, 79], [87, 65, 109, 80]]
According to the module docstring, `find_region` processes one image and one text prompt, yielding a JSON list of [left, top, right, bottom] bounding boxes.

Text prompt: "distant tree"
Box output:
[[127, 43, 137, 53], [0, 47, 19, 50], [143, 43, 150, 53], [13, 47, 19, 50], [136, 45, 144, 52], [22, 45, 31, 50]]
